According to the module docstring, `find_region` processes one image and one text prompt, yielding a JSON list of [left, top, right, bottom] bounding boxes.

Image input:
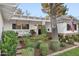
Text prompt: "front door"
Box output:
[[38, 25, 42, 35], [38, 29, 41, 35]]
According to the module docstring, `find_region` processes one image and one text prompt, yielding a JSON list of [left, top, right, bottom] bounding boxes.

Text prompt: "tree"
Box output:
[[41, 3, 68, 51], [41, 3, 68, 17]]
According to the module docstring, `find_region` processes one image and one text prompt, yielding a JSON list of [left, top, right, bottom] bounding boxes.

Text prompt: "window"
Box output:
[[22, 24, 29, 29], [48, 29, 49, 31], [74, 24, 77, 30], [67, 24, 71, 30], [12, 23, 29, 29], [12, 24, 16, 29], [16, 24, 21, 29], [26, 24, 29, 29], [67, 24, 77, 31]]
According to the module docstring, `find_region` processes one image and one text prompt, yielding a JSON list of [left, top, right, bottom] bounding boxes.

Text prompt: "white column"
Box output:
[[0, 10, 3, 41], [42, 21, 45, 25]]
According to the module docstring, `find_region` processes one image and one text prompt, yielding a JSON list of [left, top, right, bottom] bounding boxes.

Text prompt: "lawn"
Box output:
[[57, 48, 79, 56]]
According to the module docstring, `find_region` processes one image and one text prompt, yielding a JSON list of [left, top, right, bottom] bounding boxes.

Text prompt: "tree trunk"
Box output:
[[49, 3, 60, 51], [49, 3, 59, 41]]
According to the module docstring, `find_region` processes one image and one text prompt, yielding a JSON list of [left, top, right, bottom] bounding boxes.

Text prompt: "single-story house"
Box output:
[[0, 4, 79, 40], [2, 15, 79, 36]]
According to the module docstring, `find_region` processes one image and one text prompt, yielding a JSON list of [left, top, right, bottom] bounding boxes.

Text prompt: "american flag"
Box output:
[[69, 20, 75, 32]]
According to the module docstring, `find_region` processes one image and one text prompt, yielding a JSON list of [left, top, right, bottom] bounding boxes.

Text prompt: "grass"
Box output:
[[57, 48, 79, 56]]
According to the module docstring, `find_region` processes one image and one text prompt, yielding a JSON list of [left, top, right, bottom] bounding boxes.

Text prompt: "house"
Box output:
[[0, 4, 17, 40], [3, 15, 79, 36], [0, 4, 79, 40]]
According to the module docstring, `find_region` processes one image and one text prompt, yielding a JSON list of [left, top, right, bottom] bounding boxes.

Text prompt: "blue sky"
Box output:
[[18, 3, 79, 18]]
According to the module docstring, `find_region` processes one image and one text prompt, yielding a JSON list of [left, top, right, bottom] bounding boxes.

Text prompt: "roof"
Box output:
[[10, 15, 79, 23], [0, 4, 17, 20], [56, 15, 78, 23]]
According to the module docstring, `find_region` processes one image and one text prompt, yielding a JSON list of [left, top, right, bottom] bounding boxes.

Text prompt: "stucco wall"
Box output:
[[45, 22, 78, 34], [57, 22, 67, 33], [3, 20, 41, 36], [3, 20, 79, 36], [45, 22, 66, 33]]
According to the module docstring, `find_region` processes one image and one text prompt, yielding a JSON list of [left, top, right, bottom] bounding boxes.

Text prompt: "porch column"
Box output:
[[42, 21, 45, 25]]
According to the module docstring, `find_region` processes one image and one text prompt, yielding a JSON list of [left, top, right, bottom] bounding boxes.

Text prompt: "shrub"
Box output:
[[50, 40, 60, 51], [72, 35, 79, 42], [41, 25, 47, 34], [1, 31, 18, 56], [24, 38, 34, 48], [58, 34, 68, 43], [60, 42, 67, 47], [34, 40, 43, 49], [30, 36, 38, 42], [37, 34, 48, 41], [40, 42, 49, 56], [68, 39, 74, 44], [30, 30, 36, 36], [26, 41, 34, 48], [22, 47, 34, 56], [0, 41, 1, 49]]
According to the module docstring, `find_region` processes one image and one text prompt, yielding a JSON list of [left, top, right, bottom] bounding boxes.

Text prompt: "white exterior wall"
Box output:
[[0, 11, 3, 40], [45, 22, 52, 32], [45, 22, 66, 33], [57, 22, 67, 33], [45, 22, 78, 34], [3, 20, 41, 36], [3, 19, 79, 36]]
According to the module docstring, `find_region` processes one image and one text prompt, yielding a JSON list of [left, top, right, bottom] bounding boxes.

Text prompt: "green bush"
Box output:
[[0, 41, 1, 49], [59, 34, 68, 43], [50, 40, 60, 51], [22, 47, 35, 56], [34, 40, 43, 49], [60, 42, 67, 47], [40, 42, 49, 56], [1, 31, 18, 56], [30, 36, 38, 42], [37, 34, 48, 41], [72, 35, 79, 42], [68, 39, 74, 44], [30, 30, 36, 36], [41, 25, 47, 34], [24, 38, 34, 48]]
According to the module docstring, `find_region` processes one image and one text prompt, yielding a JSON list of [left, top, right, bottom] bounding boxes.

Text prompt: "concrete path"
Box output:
[[48, 42, 79, 56], [74, 42, 79, 46]]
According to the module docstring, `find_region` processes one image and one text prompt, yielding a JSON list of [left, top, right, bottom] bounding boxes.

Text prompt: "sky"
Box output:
[[18, 3, 79, 18]]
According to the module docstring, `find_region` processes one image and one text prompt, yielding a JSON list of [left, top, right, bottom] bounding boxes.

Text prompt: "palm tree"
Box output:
[[41, 3, 68, 51]]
